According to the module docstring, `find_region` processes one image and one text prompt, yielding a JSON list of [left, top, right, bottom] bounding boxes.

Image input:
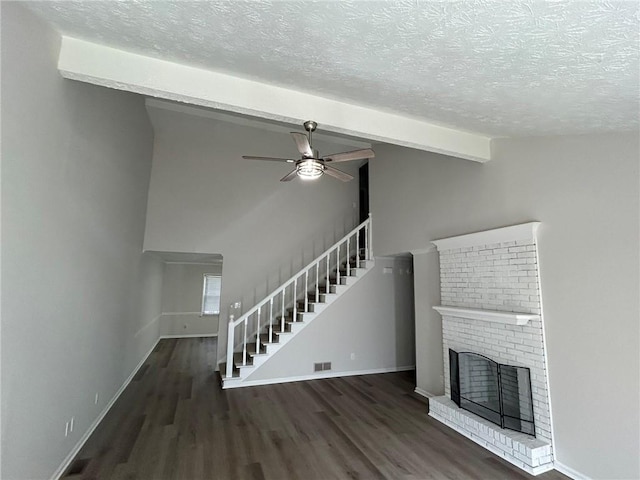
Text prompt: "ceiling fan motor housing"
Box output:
[[241, 120, 373, 182]]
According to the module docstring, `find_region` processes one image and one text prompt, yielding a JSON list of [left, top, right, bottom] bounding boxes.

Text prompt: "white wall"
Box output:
[[370, 133, 640, 479], [143, 107, 360, 364], [246, 256, 415, 382], [1, 5, 162, 479], [160, 262, 222, 336]]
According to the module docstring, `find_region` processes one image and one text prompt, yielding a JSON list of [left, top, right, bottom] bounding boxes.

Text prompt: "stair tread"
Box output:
[[259, 333, 281, 344], [233, 352, 254, 366], [221, 253, 373, 386], [219, 362, 240, 378], [245, 342, 266, 355]]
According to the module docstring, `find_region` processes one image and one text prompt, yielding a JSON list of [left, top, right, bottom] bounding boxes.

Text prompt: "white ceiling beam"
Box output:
[[144, 98, 373, 150], [58, 37, 492, 162]]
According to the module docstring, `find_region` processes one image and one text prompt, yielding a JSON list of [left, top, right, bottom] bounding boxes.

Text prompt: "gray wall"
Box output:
[[411, 250, 444, 397], [143, 108, 361, 364], [1, 5, 162, 479], [160, 262, 222, 336], [247, 256, 415, 382], [370, 133, 640, 479]]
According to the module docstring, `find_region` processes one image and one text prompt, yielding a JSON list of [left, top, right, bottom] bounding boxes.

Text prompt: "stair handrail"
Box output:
[[226, 214, 372, 378]]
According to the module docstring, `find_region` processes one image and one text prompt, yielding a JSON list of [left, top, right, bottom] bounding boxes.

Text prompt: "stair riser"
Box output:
[[221, 258, 374, 385]]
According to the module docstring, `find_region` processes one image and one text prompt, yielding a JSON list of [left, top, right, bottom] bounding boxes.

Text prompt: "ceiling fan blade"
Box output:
[[323, 148, 375, 163], [280, 169, 298, 182], [324, 165, 354, 182], [291, 132, 313, 158], [242, 156, 295, 163]]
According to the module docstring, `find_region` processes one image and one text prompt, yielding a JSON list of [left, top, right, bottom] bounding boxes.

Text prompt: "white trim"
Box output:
[[161, 311, 203, 316], [133, 314, 161, 338], [414, 387, 436, 398], [432, 222, 541, 251], [159, 334, 218, 339], [163, 261, 222, 265], [50, 337, 162, 480], [433, 305, 539, 326], [223, 365, 415, 389], [410, 245, 437, 255], [553, 461, 593, 480], [50, 335, 218, 479], [58, 37, 492, 162]]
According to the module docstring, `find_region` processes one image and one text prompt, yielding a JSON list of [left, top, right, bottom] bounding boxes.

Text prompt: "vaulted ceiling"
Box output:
[[26, 1, 640, 161]]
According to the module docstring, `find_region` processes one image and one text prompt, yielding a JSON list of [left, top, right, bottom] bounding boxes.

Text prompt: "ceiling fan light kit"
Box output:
[[297, 159, 324, 180], [241, 120, 375, 183]]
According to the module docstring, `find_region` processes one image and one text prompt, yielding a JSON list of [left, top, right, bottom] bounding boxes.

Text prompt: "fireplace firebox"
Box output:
[[449, 349, 535, 436]]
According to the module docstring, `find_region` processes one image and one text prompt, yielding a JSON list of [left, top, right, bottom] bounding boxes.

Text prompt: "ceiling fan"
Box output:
[[242, 120, 375, 182]]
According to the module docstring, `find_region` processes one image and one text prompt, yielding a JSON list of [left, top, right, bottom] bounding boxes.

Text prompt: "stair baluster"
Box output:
[[223, 215, 373, 384], [304, 271, 309, 314], [315, 262, 320, 303], [255, 306, 261, 359], [243, 317, 248, 365], [336, 244, 340, 285], [293, 279, 297, 322], [346, 237, 351, 276]]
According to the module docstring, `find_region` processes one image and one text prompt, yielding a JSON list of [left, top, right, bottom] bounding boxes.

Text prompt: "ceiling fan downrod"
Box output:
[[303, 120, 317, 155]]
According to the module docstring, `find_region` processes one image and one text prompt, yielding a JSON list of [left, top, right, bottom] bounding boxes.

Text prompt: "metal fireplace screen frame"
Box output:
[[449, 349, 535, 436]]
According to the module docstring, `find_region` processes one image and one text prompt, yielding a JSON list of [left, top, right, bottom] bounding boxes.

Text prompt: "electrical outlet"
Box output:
[[350, 352, 356, 360], [323, 362, 331, 371], [94, 392, 99, 405]]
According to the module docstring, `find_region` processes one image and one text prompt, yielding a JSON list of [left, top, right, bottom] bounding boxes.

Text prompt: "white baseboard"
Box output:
[[553, 461, 592, 480], [50, 337, 162, 480], [224, 365, 415, 389], [133, 313, 161, 338], [414, 387, 437, 398], [159, 334, 217, 339]]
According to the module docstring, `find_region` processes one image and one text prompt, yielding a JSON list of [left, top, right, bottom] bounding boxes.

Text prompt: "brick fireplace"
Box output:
[[429, 222, 555, 475]]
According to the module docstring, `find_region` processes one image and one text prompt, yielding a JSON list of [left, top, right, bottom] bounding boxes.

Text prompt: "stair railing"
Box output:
[[226, 214, 372, 379]]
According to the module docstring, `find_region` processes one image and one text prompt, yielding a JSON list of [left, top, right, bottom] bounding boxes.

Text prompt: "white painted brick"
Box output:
[[516, 239, 534, 246]]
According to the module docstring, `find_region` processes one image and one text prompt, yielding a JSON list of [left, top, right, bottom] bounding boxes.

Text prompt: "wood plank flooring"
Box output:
[[63, 338, 569, 480]]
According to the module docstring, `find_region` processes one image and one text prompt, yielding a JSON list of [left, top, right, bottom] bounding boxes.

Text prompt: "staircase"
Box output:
[[220, 216, 374, 388]]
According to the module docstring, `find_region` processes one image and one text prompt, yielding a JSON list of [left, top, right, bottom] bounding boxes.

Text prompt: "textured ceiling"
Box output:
[[26, 1, 640, 137]]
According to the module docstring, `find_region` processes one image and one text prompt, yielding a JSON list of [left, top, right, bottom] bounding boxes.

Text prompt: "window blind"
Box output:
[[202, 275, 221, 315]]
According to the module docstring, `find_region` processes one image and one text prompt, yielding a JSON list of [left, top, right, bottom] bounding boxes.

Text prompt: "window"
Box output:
[[201, 274, 221, 315]]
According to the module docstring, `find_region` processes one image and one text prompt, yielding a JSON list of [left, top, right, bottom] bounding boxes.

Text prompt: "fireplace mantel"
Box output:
[[432, 222, 540, 251], [433, 305, 539, 326]]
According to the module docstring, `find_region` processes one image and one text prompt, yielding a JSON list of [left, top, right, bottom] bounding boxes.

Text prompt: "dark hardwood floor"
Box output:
[[63, 338, 569, 480]]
